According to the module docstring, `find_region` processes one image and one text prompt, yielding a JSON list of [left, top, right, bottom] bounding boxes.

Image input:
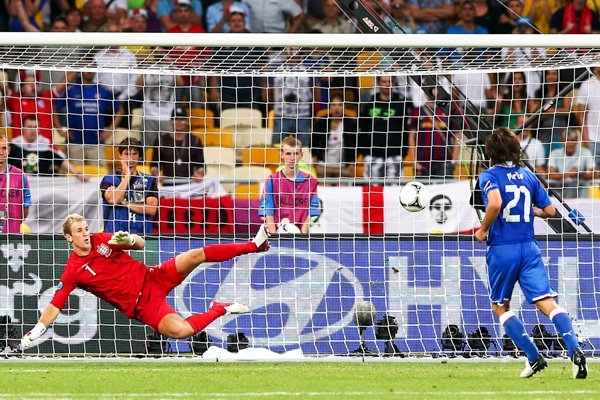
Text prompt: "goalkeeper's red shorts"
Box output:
[[134, 258, 185, 332]]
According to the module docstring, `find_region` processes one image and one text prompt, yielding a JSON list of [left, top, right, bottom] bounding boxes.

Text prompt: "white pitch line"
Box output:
[[0, 391, 597, 399]]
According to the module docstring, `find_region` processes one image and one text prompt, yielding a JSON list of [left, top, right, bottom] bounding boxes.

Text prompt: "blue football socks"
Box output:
[[500, 311, 540, 363]]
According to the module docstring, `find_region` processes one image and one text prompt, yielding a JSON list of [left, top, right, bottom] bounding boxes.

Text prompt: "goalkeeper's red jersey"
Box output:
[[50, 233, 149, 318]]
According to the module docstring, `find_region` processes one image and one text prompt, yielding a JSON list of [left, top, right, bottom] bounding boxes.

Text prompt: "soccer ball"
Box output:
[[353, 301, 376, 327], [399, 181, 430, 212], [277, 218, 301, 234]]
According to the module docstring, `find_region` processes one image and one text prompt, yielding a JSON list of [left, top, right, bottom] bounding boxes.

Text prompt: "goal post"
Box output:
[[1, 33, 599, 359]]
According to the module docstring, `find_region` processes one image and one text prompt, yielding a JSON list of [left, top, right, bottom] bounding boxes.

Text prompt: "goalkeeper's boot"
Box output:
[[210, 301, 250, 315], [520, 355, 548, 378], [572, 348, 588, 379], [252, 224, 270, 252]]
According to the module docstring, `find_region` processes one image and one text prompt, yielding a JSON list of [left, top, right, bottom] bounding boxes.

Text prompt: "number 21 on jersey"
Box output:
[[503, 185, 531, 223]]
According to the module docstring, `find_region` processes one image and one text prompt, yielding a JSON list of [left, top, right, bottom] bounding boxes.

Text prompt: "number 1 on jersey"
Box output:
[[503, 185, 531, 223]]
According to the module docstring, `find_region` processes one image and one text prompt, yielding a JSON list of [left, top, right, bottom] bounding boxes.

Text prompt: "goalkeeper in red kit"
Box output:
[[21, 213, 270, 348]]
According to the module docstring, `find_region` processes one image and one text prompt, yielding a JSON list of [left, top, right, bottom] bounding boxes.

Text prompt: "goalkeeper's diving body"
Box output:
[[474, 127, 587, 379], [21, 213, 270, 348]]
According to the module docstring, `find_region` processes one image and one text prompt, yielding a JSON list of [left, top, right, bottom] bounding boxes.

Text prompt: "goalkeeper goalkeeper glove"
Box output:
[[108, 231, 136, 246], [21, 322, 47, 349]]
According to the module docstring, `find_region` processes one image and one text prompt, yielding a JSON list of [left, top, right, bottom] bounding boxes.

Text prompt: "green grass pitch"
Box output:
[[0, 361, 596, 399]]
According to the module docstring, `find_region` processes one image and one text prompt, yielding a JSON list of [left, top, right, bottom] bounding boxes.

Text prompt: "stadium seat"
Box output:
[[104, 146, 117, 173], [205, 163, 235, 193], [233, 165, 271, 199], [204, 146, 236, 166], [193, 128, 235, 148], [314, 108, 358, 119], [234, 127, 272, 148], [221, 108, 263, 130], [241, 147, 280, 171], [73, 164, 108, 178], [234, 182, 262, 200], [356, 50, 383, 70], [190, 108, 215, 130], [106, 128, 140, 145], [130, 107, 143, 131]]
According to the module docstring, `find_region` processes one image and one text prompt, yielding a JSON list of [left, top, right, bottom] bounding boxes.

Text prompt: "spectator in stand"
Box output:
[[100, 138, 158, 234], [6, 70, 55, 143], [157, 0, 203, 31], [150, 104, 205, 185], [575, 66, 600, 165], [445, 0, 488, 65], [452, 72, 494, 116], [523, 0, 565, 34], [532, 69, 573, 155], [9, 115, 85, 180], [0, 134, 31, 233], [83, 0, 127, 23], [408, 100, 454, 178], [358, 75, 408, 183], [500, 17, 546, 98], [65, 8, 83, 32], [137, 69, 183, 148], [495, 71, 536, 130], [520, 127, 547, 174], [550, 0, 600, 34], [269, 47, 321, 146], [123, 8, 150, 33], [309, 0, 353, 34], [473, 0, 501, 33], [167, 0, 206, 104], [407, 0, 455, 34], [206, 0, 251, 33], [548, 128, 597, 198], [54, 70, 124, 166], [208, 9, 267, 114], [7, 0, 50, 32], [127, 0, 162, 33], [311, 93, 357, 179], [9, 0, 67, 33], [259, 135, 320, 234], [447, 0, 488, 35], [94, 21, 139, 127], [495, 0, 523, 34], [81, 0, 111, 32], [0, 87, 9, 129], [120, 9, 155, 59], [242, 0, 305, 33], [389, 0, 418, 33]]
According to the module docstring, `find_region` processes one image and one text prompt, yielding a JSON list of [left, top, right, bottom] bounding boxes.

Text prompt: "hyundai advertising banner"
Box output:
[[3, 237, 599, 355]]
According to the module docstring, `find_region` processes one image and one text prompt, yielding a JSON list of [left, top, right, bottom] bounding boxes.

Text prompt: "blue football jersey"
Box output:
[[479, 165, 552, 245]]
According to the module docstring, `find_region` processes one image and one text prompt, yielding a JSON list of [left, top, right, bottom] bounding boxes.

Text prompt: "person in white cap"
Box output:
[[206, 0, 251, 32]]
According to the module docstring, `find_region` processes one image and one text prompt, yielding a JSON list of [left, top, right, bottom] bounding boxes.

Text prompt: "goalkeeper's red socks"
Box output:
[[203, 242, 258, 262], [185, 308, 226, 333]]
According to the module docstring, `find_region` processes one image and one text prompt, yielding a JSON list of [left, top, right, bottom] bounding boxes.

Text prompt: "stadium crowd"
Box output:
[[0, 0, 599, 214]]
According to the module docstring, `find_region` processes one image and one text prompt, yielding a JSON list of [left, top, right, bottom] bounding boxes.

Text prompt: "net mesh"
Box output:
[[0, 35, 599, 358]]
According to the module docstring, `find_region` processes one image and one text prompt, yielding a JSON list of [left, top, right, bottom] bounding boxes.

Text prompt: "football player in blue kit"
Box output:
[[475, 127, 587, 379]]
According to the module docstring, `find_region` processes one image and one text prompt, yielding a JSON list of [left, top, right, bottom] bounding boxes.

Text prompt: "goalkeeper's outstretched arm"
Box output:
[[21, 304, 60, 348]]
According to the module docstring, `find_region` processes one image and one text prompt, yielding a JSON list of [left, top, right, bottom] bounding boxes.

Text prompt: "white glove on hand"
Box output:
[[21, 322, 47, 349], [108, 231, 136, 246]]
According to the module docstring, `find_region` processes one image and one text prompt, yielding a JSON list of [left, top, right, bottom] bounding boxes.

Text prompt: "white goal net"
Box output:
[[1, 33, 599, 359]]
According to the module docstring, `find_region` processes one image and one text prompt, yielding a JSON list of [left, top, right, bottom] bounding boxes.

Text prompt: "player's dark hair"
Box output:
[[118, 137, 142, 156], [485, 127, 521, 166], [22, 115, 37, 125]]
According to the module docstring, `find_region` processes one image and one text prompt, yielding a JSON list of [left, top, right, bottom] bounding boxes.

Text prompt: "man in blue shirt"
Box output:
[[100, 138, 158, 234], [55, 71, 124, 166], [475, 127, 587, 379]]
